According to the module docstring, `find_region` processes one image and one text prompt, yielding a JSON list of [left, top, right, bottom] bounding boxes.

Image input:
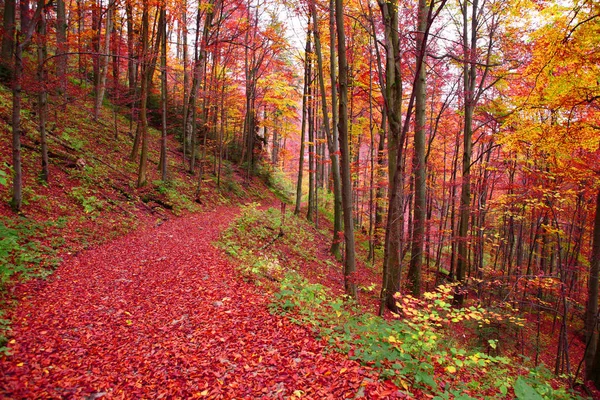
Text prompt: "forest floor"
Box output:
[[0, 83, 596, 399], [0, 202, 401, 399]]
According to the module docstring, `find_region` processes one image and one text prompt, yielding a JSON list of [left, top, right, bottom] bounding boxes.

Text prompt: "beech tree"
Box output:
[[335, 0, 357, 298]]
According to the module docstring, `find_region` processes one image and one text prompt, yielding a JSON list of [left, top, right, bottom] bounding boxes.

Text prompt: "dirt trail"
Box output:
[[0, 206, 393, 399]]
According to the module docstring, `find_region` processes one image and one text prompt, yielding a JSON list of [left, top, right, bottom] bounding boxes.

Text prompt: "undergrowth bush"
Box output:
[[217, 203, 315, 280], [0, 218, 59, 284], [254, 163, 294, 202], [269, 274, 581, 399], [70, 186, 105, 214], [151, 179, 199, 214]]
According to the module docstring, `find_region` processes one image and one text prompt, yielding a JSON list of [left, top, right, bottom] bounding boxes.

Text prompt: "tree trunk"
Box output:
[[126, 0, 136, 93], [94, 0, 114, 120], [335, 0, 357, 299], [11, 35, 23, 211], [136, 0, 149, 188], [181, 0, 189, 166], [37, 0, 48, 182], [2, 0, 16, 67], [294, 27, 311, 216], [11, 4, 43, 211], [328, 0, 343, 259], [306, 39, 315, 222], [159, 6, 168, 181], [585, 188, 600, 380], [455, 0, 479, 306], [378, 0, 403, 313], [56, 0, 67, 97], [407, 0, 429, 297]]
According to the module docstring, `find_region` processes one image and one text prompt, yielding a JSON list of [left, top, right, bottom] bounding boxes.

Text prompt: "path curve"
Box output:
[[1, 206, 395, 399]]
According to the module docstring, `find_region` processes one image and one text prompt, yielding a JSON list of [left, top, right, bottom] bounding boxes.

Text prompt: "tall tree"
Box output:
[[136, 0, 150, 187], [407, 0, 430, 297], [55, 0, 67, 97], [94, 0, 115, 120], [454, 0, 502, 305], [11, 3, 43, 210], [377, 0, 403, 312], [328, 0, 343, 258], [37, 0, 48, 182], [159, 4, 168, 181], [335, 0, 357, 298], [294, 26, 311, 216]]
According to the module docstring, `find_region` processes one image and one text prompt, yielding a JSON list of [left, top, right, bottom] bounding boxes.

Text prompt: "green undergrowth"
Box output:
[[269, 275, 581, 399], [220, 204, 585, 399], [254, 163, 295, 203], [0, 217, 62, 284], [217, 203, 316, 281]]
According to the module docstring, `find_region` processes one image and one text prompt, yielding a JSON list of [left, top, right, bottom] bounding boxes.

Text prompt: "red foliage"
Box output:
[[0, 207, 402, 399]]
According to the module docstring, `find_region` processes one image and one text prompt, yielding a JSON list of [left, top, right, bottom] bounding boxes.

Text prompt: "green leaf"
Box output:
[[514, 377, 544, 400], [416, 371, 437, 390], [453, 393, 478, 400]]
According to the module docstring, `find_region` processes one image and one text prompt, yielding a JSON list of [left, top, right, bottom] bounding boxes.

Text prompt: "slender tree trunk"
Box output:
[[11, 4, 43, 211], [112, 23, 121, 139], [11, 34, 23, 211], [56, 0, 67, 97], [378, 0, 403, 313], [20, 0, 30, 39], [306, 50, 315, 223], [94, 0, 114, 120], [455, 0, 479, 306], [136, 0, 149, 188], [159, 5, 168, 181], [37, 0, 48, 182], [407, 0, 429, 297], [126, 0, 136, 92], [181, 0, 189, 166], [585, 188, 600, 380], [77, 0, 84, 78], [328, 0, 343, 258], [187, 0, 216, 173], [335, 0, 357, 299], [1, 0, 15, 66], [294, 27, 311, 216], [91, 0, 100, 92]]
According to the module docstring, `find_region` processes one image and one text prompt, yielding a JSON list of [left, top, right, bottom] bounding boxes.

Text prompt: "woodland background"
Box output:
[[0, 0, 600, 397]]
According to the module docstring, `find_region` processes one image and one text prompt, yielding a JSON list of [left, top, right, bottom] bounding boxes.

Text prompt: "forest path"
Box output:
[[0, 204, 391, 399]]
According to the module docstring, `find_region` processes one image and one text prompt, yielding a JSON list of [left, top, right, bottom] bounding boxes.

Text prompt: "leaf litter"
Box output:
[[0, 206, 400, 399]]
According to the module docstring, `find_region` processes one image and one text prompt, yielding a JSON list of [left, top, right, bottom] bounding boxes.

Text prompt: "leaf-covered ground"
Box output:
[[0, 205, 403, 399]]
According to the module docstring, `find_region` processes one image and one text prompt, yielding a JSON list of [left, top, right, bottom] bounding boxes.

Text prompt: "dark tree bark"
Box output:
[[11, 3, 43, 211], [2, 0, 16, 67], [56, 0, 67, 96], [335, 0, 357, 299], [407, 0, 429, 297], [159, 5, 168, 181], [294, 27, 311, 216], [326, 0, 343, 259], [37, 0, 48, 182], [378, 0, 403, 313], [585, 188, 600, 381], [136, 0, 150, 188]]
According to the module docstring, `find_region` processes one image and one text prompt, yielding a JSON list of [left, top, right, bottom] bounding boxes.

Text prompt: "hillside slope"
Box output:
[[0, 83, 271, 341]]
